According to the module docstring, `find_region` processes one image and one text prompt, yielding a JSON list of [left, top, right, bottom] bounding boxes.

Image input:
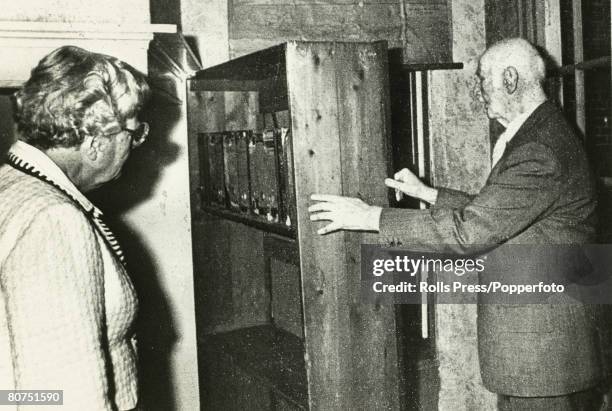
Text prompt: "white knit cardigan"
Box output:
[[0, 142, 138, 410]]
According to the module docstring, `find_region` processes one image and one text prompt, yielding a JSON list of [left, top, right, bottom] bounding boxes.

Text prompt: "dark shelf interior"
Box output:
[[192, 43, 286, 81], [198, 207, 296, 238], [203, 325, 308, 409]]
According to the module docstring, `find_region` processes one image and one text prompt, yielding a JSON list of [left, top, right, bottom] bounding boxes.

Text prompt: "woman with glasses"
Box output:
[[0, 46, 150, 410]]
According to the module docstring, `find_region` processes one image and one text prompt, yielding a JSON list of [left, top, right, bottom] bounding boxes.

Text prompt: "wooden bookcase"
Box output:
[[187, 41, 400, 410]]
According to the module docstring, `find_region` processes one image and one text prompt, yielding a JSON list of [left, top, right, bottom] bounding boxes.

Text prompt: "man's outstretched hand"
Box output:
[[308, 194, 382, 235]]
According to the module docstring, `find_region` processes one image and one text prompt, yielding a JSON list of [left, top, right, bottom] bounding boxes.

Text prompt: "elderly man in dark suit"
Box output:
[[309, 38, 603, 410]]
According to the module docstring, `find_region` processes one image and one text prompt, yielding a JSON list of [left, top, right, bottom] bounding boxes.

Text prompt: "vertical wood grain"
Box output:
[[573, 0, 586, 134], [287, 41, 347, 410], [288, 41, 399, 410], [334, 41, 400, 410]]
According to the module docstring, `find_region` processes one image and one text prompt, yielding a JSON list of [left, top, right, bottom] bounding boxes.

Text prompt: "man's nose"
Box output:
[[471, 80, 484, 103]]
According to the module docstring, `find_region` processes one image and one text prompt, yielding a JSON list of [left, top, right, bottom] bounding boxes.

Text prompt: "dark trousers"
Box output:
[[498, 387, 603, 411]]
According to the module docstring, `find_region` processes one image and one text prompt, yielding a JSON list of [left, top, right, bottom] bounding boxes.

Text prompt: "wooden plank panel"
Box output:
[[333, 41, 400, 409], [263, 234, 300, 266], [234, 367, 274, 410], [233, 0, 447, 5], [192, 220, 235, 334], [230, 4, 404, 40], [270, 259, 304, 338], [198, 345, 237, 409], [229, 224, 270, 328], [572, 0, 585, 134], [229, 3, 450, 61], [274, 394, 303, 411], [286, 41, 348, 410], [230, 37, 405, 60], [288, 41, 399, 410]]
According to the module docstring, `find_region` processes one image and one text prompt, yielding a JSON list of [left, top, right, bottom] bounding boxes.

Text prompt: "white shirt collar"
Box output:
[[8, 140, 100, 215], [491, 103, 541, 167]]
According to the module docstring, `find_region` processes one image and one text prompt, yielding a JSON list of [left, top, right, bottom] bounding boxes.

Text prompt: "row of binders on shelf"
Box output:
[[199, 128, 295, 230]]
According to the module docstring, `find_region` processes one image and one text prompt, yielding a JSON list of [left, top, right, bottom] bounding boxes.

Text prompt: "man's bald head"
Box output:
[[480, 38, 546, 88], [476, 38, 548, 125]]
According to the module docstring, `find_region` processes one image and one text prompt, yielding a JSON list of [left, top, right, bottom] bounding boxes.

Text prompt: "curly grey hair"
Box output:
[[14, 45, 151, 150]]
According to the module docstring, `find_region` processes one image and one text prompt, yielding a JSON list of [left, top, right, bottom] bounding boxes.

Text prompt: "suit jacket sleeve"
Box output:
[[379, 142, 563, 254], [434, 187, 475, 209], [1, 203, 114, 410]]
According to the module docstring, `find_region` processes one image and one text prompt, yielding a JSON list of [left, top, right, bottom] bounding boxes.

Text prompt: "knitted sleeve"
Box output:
[[1, 203, 114, 410]]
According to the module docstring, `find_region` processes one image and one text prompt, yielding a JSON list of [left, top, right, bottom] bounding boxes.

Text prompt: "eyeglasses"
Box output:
[[123, 122, 149, 148]]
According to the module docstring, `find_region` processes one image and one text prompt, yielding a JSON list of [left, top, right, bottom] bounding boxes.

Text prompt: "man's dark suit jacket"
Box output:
[[379, 101, 602, 396]]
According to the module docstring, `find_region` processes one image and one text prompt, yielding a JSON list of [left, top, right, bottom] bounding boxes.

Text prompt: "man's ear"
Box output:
[[503, 66, 518, 94]]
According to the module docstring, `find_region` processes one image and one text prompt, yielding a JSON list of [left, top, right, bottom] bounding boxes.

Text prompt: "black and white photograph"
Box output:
[[0, 0, 610, 410]]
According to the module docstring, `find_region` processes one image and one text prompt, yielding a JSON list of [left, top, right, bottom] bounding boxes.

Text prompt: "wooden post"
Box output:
[[573, 0, 586, 134], [287, 41, 400, 410]]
